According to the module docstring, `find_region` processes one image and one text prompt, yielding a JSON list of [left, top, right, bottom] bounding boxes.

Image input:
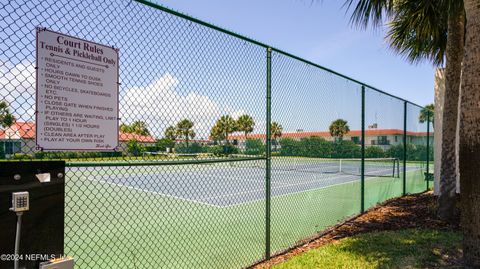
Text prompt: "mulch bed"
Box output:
[[251, 192, 461, 268]]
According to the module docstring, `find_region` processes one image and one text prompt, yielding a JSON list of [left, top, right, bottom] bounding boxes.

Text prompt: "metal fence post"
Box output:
[[265, 47, 272, 260], [361, 85, 365, 213], [403, 101, 407, 195], [426, 112, 430, 191]]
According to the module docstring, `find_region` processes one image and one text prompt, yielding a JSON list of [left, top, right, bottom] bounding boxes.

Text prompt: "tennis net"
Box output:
[[231, 157, 400, 178]]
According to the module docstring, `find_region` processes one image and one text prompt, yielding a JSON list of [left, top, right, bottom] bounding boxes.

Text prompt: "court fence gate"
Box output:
[[0, 0, 433, 268]]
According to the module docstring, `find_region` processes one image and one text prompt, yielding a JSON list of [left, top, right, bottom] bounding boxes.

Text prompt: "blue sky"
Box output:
[[153, 0, 436, 107], [0, 0, 430, 140]]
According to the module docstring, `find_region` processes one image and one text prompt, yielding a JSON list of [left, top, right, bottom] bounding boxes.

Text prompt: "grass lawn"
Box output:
[[273, 229, 462, 269]]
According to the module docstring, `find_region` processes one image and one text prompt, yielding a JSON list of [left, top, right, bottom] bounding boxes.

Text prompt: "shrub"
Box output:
[[126, 139, 145, 156], [279, 138, 301, 156], [207, 144, 239, 156], [175, 142, 205, 154], [33, 151, 122, 159], [382, 144, 433, 161], [299, 136, 334, 158], [365, 146, 385, 158], [156, 138, 175, 152], [0, 143, 5, 159], [244, 139, 265, 155], [12, 153, 33, 159], [332, 140, 361, 158]]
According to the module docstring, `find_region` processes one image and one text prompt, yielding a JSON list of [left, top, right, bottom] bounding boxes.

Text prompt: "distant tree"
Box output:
[[164, 126, 177, 140], [212, 115, 237, 144], [175, 119, 195, 148], [236, 114, 255, 140], [120, 121, 150, 136], [210, 124, 225, 142], [0, 100, 15, 129], [329, 119, 350, 140], [419, 104, 434, 128], [270, 122, 283, 151]]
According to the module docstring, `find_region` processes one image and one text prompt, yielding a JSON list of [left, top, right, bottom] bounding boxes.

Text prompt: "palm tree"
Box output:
[[344, 0, 464, 225], [119, 121, 150, 136], [176, 119, 195, 147], [344, 0, 480, 263], [164, 126, 177, 141], [236, 114, 255, 140], [0, 101, 15, 129], [458, 0, 480, 265], [329, 119, 350, 141], [209, 124, 225, 143], [213, 115, 237, 144], [270, 122, 283, 151], [131, 121, 150, 136], [419, 104, 434, 128]]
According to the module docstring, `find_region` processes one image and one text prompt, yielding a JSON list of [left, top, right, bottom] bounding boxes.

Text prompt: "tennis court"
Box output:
[[63, 158, 427, 268], [76, 157, 415, 207]]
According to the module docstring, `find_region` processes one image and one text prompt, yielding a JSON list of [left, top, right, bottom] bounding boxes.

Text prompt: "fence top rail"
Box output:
[[134, 0, 426, 108], [65, 156, 265, 167]]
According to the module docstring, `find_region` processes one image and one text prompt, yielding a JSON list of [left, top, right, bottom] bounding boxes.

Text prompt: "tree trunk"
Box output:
[[459, 1, 480, 266], [438, 8, 465, 221]]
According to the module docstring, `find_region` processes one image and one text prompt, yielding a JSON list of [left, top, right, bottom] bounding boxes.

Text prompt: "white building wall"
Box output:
[[434, 68, 445, 195]]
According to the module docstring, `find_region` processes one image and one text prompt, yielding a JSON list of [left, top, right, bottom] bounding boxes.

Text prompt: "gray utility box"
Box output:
[[0, 161, 65, 269]]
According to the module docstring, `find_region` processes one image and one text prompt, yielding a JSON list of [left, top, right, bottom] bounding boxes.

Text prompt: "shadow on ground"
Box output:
[[253, 192, 462, 268]]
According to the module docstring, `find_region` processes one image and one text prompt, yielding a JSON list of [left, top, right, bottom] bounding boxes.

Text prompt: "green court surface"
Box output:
[[64, 160, 428, 268]]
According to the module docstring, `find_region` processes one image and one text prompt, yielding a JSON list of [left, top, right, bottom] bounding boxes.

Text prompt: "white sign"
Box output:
[[36, 28, 119, 151]]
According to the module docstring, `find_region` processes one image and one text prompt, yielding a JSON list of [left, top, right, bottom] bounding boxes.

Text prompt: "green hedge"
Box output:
[[34, 151, 123, 159], [208, 144, 239, 156], [244, 139, 265, 155], [279, 136, 433, 161], [175, 142, 206, 154]]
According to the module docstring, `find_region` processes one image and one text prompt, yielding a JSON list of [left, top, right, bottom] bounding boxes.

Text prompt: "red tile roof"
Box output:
[[1, 122, 156, 143], [118, 132, 156, 143], [229, 129, 431, 140], [15, 122, 36, 139]]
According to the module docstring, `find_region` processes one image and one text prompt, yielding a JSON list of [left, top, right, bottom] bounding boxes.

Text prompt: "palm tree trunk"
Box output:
[[438, 8, 464, 221], [459, 1, 480, 266]]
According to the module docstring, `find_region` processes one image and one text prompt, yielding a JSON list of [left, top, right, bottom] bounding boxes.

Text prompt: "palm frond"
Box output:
[[386, 0, 448, 66], [343, 0, 395, 28]]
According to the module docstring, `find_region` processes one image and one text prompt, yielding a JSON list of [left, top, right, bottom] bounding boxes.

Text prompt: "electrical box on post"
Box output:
[[0, 161, 65, 269]]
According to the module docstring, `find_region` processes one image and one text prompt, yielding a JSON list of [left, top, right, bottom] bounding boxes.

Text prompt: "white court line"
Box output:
[[78, 166, 422, 209], [200, 173, 360, 201], [221, 167, 423, 209], [81, 176, 224, 209]]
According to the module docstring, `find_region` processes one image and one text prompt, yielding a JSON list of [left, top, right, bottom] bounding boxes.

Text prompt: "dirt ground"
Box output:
[[251, 192, 461, 268]]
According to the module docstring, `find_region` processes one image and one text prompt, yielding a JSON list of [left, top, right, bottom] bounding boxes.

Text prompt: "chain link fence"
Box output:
[[0, 0, 433, 268]]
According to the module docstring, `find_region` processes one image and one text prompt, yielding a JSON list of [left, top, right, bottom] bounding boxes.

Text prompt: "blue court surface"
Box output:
[[76, 159, 421, 207]]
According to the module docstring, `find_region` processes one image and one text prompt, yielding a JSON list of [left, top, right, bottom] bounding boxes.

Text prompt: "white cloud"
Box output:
[[0, 62, 256, 139], [0, 60, 36, 121], [120, 73, 249, 139]]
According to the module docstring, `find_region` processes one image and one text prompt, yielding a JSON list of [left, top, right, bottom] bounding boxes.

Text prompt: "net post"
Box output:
[[392, 158, 395, 178], [426, 111, 430, 190], [265, 47, 272, 260], [361, 85, 365, 213], [403, 101, 407, 195]]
